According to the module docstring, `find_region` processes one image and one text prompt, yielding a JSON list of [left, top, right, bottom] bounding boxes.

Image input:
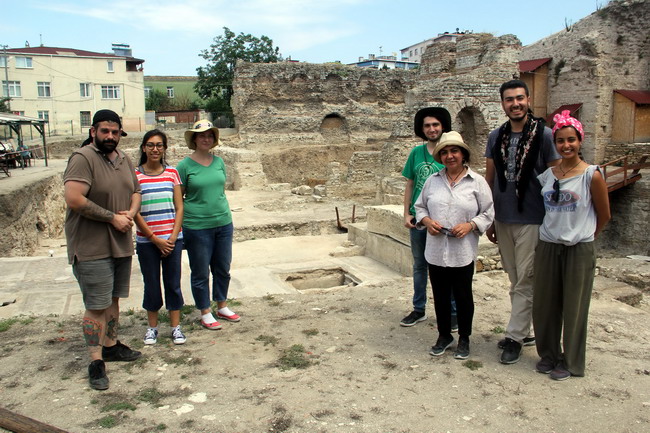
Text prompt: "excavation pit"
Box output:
[[282, 268, 361, 293]]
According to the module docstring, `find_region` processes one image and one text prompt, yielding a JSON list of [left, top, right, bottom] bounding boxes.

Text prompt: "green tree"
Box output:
[[196, 27, 281, 124], [145, 89, 172, 112], [0, 97, 10, 112]]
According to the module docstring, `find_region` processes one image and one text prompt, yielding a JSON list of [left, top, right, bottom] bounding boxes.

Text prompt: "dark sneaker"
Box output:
[[88, 360, 109, 390], [143, 328, 158, 345], [171, 327, 186, 345], [500, 338, 522, 364], [429, 335, 455, 356], [454, 338, 470, 360], [451, 315, 458, 333], [497, 336, 535, 349], [536, 358, 555, 374], [550, 363, 571, 381], [102, 340, 142, 362], [400, 311, 427, 327]]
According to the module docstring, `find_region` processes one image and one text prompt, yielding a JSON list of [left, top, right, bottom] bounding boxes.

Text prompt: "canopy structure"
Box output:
[[0, 113, 48, 166]]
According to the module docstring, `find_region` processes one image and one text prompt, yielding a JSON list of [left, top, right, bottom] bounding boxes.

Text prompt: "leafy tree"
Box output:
[[196, 27, 281, 123], [145, 89, 172, 112], [0, 97, 10, 112]]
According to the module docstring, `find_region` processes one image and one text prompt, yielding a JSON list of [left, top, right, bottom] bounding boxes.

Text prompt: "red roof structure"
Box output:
[[546, 103, 583, 125], [519, 58, 552, 73], [614, 89, 650, 105]]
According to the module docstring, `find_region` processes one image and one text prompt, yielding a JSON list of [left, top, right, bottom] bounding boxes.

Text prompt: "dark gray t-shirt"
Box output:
[[484, 126, 560, 224]]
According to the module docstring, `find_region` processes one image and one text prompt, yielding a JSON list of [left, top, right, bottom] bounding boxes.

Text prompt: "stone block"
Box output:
[[366, 205, 410, 246], [365, 231, 412, 276]]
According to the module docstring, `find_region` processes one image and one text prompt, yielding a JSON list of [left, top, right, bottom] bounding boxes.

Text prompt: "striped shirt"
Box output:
[[135, 166, 183, 243]]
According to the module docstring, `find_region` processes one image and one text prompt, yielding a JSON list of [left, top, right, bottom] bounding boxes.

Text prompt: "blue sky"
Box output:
[[4, 0, 607, 76]]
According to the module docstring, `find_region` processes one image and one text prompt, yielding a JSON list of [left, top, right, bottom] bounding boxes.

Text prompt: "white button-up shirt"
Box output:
[[414, 167, 494, 267]]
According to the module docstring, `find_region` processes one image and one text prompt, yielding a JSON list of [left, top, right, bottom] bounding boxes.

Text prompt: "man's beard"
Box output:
[[95, 137, 118, 154]]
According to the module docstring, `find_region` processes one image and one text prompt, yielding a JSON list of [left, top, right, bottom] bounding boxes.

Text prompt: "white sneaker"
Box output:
[[144, 328, 158, 345], [171, 327, 186, 345]]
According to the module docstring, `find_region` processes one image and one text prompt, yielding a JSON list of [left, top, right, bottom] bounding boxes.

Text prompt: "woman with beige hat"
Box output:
[[176, 120, 240, 330], [414, 131, 494, 360]]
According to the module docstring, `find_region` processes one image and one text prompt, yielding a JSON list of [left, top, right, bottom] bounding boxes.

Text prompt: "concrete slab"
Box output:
[[366, 205, 409, 246]]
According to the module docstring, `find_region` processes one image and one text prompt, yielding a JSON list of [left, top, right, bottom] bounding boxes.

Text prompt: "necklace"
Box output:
[[557, 160, 581, 177], [446, 167, 465, 187]]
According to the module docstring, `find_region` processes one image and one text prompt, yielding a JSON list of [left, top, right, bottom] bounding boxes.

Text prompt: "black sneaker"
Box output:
[[400, 311, 427, 327], [102, 340, 142, 362], [88, 360, 109, 390], [450, 315, 458, 333], [500, 338, 522, 364], [454, 338, 470, 360], [429, 335, 455, 356], [497, 336, 535, 349], [536, 358, 555, 374]]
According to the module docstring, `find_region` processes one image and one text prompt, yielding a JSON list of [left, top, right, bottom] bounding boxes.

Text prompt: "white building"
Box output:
[[1, 44, 145, 135], [400, 32, 470, 63], [348, 54, 419, 70]]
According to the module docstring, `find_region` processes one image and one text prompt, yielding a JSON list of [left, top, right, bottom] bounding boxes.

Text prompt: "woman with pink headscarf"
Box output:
[[532, 111, 610, 381]]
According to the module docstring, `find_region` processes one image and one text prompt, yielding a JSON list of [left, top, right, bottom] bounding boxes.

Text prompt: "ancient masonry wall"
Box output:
[[521, 0, 650, 164]]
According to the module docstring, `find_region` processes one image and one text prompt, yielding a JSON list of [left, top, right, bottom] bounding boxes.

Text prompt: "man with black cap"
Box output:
[[485, 80, 560, 365], [400, 107, 457, 327], [64, 109, 142, 390]]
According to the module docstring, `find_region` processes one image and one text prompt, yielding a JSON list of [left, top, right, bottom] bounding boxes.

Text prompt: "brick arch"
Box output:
[[447, 99, 492, 169]]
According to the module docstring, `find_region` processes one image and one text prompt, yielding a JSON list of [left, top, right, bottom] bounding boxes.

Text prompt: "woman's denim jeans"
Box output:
[[136, 240, 184, 311], [183, 223, 233, 310]]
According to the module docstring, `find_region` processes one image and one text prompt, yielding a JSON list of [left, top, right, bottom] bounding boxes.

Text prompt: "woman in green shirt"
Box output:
[[177, 120, 240, 329]]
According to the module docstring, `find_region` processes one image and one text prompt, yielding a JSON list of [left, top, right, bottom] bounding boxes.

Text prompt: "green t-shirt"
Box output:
[[401, 143, 445, 216], [176, 155, 232, 230]]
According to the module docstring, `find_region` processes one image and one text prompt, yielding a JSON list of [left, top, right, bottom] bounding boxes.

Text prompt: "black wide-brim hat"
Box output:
[[414, 107, 452, 140]]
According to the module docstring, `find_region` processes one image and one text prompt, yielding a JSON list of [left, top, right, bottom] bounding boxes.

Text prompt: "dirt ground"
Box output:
[[1, 267, 649, 433]]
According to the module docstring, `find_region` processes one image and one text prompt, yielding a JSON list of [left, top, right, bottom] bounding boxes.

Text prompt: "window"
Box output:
[[414, 48, 418, 55], [80, 83, 91, 98], [166, 86, 175, 98], [37, 82, 51, 97], [107, 60, 114, 72], [15, 56, 33, 68], [37, 111, 49, 121], [2, 80, 21, 97], [144, 86, 152, 98], [101, 85, 120, 99], [80, 111, 91, 127], [0, 57, 6, 67]]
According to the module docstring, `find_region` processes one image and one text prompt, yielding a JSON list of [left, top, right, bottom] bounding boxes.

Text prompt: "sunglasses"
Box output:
[[553, 179, 560, 203], [144, 143, 165, 150]]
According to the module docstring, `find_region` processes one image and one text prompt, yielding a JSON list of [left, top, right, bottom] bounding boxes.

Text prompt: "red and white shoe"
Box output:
[[200, 319, 222, 330], [217, 311, 241, 322]]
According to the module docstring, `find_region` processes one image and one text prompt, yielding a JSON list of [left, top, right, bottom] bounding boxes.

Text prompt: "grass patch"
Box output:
[[137, 387, 165, 405], [158, 310, 170, 324], [463, 360, 483, 371], [180, 304, 195, 315], [228, 298, 242, 307], [302, 328, 319, 337], [269, 404, 293, 432], [256, 335, 279, 346], [121, 356, 148, 373], [277, 344, 311, 371], [98, 415, 117, 428], [102, 401, 137, 412], [0, 318, 19, 332], [491, 326, 505, 334], [161, 352, 200, 366]]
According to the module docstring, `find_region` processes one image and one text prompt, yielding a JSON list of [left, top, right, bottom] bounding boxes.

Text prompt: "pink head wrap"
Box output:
[[552, 110, 583, 140]]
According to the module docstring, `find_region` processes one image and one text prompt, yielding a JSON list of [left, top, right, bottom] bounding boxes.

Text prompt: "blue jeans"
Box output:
[[183, 223, 233, 310], [136, 240, 184, 311], [410, 228, 457, 315]]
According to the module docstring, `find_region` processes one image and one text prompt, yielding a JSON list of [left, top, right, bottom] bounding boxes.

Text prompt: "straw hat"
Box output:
[[184, 120, 220, 149], [432, 131, 471, 164]]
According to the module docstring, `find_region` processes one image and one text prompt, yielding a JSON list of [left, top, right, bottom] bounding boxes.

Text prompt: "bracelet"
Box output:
[[469, 221, 477, 231]]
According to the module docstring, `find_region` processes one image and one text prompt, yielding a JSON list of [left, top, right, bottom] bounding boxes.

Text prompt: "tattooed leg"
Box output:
[[82, 313, 103, 360], [103, 298, 120, 347]]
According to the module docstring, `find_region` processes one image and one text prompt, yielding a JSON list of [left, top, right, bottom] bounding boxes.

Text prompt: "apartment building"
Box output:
[[1, 44, 145, 135]]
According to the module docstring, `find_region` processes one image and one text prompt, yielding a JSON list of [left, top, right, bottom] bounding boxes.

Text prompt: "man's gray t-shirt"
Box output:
[[484, 126, 559, 225]]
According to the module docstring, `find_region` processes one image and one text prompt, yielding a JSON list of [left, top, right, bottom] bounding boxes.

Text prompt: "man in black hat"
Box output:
[[64, 109, 142, 390], [485, 80, 560, 365], [400, 107, 457, 327]]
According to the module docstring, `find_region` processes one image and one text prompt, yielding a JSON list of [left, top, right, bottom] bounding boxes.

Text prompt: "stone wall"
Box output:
[[521, 0, 650, 164]]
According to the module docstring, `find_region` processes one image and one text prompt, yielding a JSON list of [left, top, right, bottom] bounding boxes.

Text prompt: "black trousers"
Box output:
[[428, 262, 474, 339]]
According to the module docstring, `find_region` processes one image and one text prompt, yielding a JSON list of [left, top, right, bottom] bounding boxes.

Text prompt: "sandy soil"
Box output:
[[1, 269, 649, 433]]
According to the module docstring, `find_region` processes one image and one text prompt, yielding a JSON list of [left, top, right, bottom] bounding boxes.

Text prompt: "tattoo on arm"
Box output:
[[82, 318, 102, 347], [78, 199, 114, 223], [105, 317, 118, 341]]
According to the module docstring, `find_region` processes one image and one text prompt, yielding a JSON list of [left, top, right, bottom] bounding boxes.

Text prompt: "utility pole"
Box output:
[[1, 44, 10, 111]]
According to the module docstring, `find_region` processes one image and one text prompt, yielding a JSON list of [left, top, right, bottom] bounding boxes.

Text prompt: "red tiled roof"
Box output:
[[614, 89, 650, 105], [5, 46, 144, 63], [546, 103, 583, 125], [519, 58, 552, 73]]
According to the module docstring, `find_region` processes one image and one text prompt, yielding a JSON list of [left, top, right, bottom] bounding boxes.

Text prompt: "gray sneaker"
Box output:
[[429, 335, 455, 356], [500, 338, 522, 364], [536, 358, 555, 374], [171, 326, 186, 345], [144, 328, 158, 345], [454, 338, 470, 360], [88, 360, 109, 391]]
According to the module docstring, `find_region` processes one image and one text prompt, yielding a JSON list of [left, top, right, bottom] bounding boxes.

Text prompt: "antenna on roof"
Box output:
[[25, 41, 30, 47], [40, 34, 43, 47]]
